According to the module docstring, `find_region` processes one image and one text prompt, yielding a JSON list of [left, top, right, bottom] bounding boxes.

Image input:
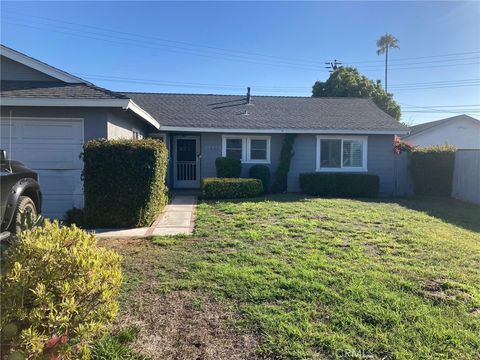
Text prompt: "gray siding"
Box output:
[[107, 109, 150, 140], [199, 133, 283, 186], [167, 132, 396, 194], [0, 106, 108, 141], [1, 56, 57, 81]]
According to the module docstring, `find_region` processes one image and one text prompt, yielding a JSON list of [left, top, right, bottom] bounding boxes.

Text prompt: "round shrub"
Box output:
[[215, 157, 242, 178], [249, 165, 271, 193], [0, 221, 122, 359]]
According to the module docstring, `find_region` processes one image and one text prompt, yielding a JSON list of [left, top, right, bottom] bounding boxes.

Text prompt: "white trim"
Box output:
[[316, 135, 368, 172], [222, 135, 271, 164], [160, 125, 408, 135], [0, 45, 89, 84], [0, 98, 160, 130], [126, 100, 160, 129], [173, 135, 201, 189], [0, 97, 130, 108]]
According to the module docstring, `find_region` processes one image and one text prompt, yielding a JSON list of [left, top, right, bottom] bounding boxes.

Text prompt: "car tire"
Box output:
[[12, 196, 37, 234]]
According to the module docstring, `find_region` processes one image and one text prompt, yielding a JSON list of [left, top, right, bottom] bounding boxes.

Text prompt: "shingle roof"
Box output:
[[406, 114, 480, 138], [123, 92, 408, 132], [0, 80, 128, 99]]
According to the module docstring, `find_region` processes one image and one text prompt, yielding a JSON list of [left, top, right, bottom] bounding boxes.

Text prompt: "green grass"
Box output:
[[140, 195, 480, 359], [91, 326, 150, 360]]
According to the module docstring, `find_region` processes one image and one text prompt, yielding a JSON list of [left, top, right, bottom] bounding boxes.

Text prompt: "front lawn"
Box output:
[[102, 195, 480, 359]]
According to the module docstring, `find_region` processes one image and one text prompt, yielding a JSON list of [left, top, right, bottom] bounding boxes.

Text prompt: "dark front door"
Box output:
[[174, 137, 200, 188]]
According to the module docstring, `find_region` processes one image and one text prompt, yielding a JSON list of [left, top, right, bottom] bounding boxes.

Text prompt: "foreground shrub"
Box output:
[[411, 145, 456, 196], [215, 157, 242, 178], [0, 221, 122, 359], [300, 173, 379, 197], [249, 165, 271, 193], [201, 178, 263, 199], [83, 139, 168, 228]]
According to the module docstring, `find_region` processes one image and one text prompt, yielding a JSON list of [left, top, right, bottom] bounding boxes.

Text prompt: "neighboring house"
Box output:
[[0, 45, 159, 218], [0, 45, 409, 219], [403, 115, 480, 149]]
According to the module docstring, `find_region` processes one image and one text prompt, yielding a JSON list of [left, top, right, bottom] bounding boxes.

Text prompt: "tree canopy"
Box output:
[[312, 67, 401, 121]]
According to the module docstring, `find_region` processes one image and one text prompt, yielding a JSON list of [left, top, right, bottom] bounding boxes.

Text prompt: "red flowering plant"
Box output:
[[393, 135, 414, 155]]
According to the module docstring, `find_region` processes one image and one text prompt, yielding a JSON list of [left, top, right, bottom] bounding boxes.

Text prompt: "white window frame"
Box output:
[[316, 135, 368, 172], [132, 128, 143, 140], [222, 135, 271, 164]]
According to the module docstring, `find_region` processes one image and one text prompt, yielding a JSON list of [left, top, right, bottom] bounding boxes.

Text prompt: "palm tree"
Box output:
[[376, 34, 400, 92]]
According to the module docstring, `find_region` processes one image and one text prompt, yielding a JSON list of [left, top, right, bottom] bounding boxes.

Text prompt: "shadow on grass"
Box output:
[[361, 196, 480, 233], [201, 194, 480, 233]]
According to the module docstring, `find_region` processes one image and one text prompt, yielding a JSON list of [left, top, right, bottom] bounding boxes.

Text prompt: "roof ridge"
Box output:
[[121, 91, 374, 100]]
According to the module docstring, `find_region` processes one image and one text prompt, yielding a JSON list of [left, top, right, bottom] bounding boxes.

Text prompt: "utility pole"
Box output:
[[324, 59, 342, 73]]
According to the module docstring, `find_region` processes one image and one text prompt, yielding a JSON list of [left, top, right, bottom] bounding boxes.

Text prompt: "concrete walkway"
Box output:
[[95, 195, 197, 238]]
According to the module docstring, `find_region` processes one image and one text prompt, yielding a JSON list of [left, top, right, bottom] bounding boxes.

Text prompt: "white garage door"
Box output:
[[0, 117, 84, 219]]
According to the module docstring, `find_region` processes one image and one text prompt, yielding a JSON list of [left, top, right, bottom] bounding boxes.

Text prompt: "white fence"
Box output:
[[452, 150, 480, 205]]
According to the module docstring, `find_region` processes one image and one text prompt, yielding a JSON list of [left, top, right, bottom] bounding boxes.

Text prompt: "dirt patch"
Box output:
[[117, 291, 260, 360], [420, 279, 474, 305], [363, 243, 381, 257], [100, 237, 260, 360]]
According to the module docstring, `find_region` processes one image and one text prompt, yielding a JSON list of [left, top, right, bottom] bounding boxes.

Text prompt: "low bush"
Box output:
[[201, 178, 263, 199], [215, 157, 242, 178], [410, 145, 456, 196], [83, 139, 168, 228], [0, 221, 122, 359], [249, 165, 271, 193], [300, 173, 379, 197]]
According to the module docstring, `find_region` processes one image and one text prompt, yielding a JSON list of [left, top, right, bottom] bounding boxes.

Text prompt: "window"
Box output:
[[316, 136, 367, 172], [222, 135, 271, 163], [225, 138, 243, 159], [132, 128, 143, 140]]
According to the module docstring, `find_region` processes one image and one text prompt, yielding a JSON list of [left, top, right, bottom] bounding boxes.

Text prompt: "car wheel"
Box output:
[[12, 196, 37, 234]]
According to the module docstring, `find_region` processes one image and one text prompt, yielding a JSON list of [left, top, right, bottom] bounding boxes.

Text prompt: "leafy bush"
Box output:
[[215, 157, 242, 178], [300, 173, 379, 197], [201, 178, 263, 199], [272, 134, 296, 193], [410, 145, 456, 196], [249, 165, 271, 193], [83, 139, 168, 228], [0, 221, 122, 359], [64, 207, 85, 227]]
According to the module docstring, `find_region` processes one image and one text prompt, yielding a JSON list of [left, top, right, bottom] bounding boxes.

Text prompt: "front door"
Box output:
[[174, 136, 200, 188]]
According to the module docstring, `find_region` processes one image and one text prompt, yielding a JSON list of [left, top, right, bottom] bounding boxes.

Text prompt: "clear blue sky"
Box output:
[[1, 1, 479, 124]]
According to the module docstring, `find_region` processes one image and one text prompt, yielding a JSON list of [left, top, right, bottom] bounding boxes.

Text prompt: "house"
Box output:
[[1, 45, 408, 219], [0, 45, 159, 218], [403, 115, 480, 150]]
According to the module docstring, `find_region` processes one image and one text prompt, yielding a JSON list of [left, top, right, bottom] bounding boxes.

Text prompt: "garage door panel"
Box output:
[[36, 170, 83, 195], [42, 194, 84, 220], [20, 145, 83, 170], [0, 117, 84, 219], [21, 122, 83, 143]]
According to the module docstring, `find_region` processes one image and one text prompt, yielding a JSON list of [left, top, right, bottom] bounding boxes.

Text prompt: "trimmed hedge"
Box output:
[[83, 139, 168, 228], [300, 173, 379, 197], [410, 145, 456, 196], [215, 157, 242, 178], [249, 165, 271, 193], [201, 178, 263, 199]]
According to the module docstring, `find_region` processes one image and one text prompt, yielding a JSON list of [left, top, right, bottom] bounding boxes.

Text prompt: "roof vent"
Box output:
[[246, 87, 251, 104]]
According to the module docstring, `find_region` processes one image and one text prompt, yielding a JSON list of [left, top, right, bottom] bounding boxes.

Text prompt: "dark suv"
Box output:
[[0, 150, 42, 240]]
